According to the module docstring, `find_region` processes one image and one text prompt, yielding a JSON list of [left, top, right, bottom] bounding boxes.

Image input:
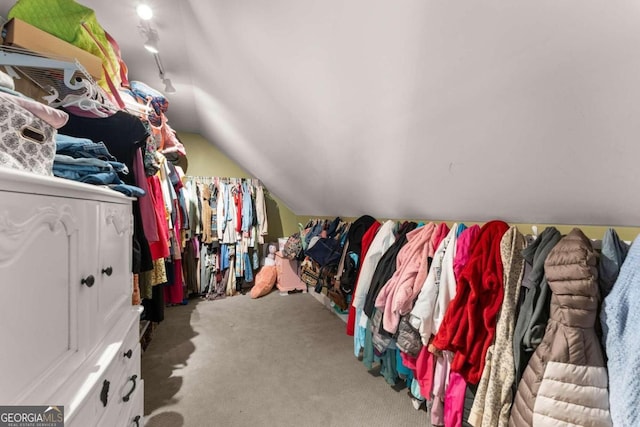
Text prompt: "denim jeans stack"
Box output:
[[53, 134, 145, 197]]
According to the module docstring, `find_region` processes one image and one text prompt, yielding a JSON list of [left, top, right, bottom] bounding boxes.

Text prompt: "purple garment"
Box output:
[[133, 148, 159, 242]]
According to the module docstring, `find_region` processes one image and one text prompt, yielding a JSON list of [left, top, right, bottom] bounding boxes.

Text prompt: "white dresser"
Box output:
[[0, 167, 144, 427]]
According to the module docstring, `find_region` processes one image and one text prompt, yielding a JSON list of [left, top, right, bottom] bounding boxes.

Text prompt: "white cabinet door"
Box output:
[[95, 202, 133, 342], [0, 192, 85, 403]]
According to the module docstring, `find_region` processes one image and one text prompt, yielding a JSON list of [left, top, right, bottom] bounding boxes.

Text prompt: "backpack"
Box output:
[[281, 232, 302, 260], [305, 237, 342, 267], [339, 252, 358, 294]]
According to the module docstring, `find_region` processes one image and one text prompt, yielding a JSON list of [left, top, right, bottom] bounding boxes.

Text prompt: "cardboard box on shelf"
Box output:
[[2, 18, 103, 80]]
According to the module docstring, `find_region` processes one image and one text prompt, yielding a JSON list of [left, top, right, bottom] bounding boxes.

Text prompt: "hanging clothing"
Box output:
[[182, 237, 200, 295], [599, 227, 629, 298], [512, 226, 561, 388], [255, 184, 268, 244], [201, 184, 214, 244], [430, 349, 453, 426], [445, 371, 467, 427], [431, 220, 509, 385], [353, 220, 396, 357], [146, 175, 171, 260], [601, 233, 640, 426], [509, 229, 612, 427], [469, 227, 526, 427], [234, 182, 242, 233], [352, 220, 397, 312], [409, 224, 458, 345], [241, 181, 253, 233], [133, 148, 158, 243], [375, 222, 437, 334], [217, 181, 226, 240], [164, 258, 185, 305], [347, 220, 381, 336], [363, 221, 417, 319]]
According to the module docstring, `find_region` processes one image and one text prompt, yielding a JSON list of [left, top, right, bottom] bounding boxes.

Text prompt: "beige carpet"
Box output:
[[142, 291, 429, 427]]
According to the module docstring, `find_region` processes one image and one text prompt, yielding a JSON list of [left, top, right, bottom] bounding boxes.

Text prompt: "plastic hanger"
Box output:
[[46, 81, 110, 118]]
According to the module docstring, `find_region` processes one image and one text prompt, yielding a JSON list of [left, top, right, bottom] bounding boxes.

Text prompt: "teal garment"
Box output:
[[362, 318, 380, 369], [396, 348, 414, 387], [456, 223, 468, 238], [354, 309, 366, 357], [411, 378, 425, 400], [380, 348, 399, 386]]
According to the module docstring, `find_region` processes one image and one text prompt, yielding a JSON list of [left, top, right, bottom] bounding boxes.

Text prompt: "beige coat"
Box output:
[[469, 227, 526, 427], [509, 229, 612, 427]]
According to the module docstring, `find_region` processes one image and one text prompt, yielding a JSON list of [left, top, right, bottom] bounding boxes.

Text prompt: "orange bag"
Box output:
[[250, 265, 278, 299]]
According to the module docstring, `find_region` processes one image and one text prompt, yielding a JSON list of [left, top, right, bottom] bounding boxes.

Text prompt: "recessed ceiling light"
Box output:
[[137, 4, 153, 20]]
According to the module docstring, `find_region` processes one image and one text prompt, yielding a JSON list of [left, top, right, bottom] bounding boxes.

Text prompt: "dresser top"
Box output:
[[0, 167, 133, 204]]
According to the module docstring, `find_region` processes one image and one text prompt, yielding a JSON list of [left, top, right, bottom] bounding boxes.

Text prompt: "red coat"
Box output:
[[432, 220, 508, 384]]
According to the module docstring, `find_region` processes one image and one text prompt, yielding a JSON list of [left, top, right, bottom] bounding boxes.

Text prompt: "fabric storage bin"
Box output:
[[0, 95, 58, 175]]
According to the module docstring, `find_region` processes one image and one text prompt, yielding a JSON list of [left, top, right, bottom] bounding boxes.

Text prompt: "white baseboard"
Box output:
[[308, 290, 348, 323]]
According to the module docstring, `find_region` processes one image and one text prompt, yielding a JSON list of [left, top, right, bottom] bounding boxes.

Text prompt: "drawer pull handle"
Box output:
[[101, 266, 113, 276], [133, 415, 141, 427], [81, 275, 95, 288], [122, 374, 138, 402], [123, 349, 133, 359], [100, 379, 110, 407]]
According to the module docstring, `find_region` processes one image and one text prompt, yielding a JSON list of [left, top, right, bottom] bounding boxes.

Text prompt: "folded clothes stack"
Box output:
[[53, 134, 145, 197]]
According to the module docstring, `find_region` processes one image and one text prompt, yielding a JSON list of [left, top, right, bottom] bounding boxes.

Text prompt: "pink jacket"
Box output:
[[375, 222, 439, 333]]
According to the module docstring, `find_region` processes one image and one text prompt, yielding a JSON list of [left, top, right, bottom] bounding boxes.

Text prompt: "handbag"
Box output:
[[328, 288, 348, 311], [396, 315, 424, 357], [299, 258, 320, 288], [282, 232, 302, 260], [0, 97, 57, 176]]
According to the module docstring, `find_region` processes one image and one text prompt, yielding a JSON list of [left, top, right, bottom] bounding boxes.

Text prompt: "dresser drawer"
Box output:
[[72, 344, 141, 427], [115, 312, 142, 374], [105, 379, 144, 427], [65, 310, 141, 426]]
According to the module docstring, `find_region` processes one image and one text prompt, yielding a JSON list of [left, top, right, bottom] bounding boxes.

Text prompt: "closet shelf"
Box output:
[[0, 45, 118, 113]]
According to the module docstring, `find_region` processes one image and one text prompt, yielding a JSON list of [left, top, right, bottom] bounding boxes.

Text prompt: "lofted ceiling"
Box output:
[[3, 1, 640, 226]]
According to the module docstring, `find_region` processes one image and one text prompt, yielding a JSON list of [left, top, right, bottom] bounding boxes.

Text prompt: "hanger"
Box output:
[[45, 80, 111, 118]]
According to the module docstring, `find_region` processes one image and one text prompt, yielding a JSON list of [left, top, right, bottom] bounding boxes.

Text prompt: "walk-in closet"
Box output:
[[1, 1, 639, 426]]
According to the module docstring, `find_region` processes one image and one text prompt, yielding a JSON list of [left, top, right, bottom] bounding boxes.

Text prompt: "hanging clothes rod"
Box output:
[[185, 176, 264, 188]]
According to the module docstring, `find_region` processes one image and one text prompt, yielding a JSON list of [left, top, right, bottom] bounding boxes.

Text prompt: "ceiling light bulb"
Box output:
[[137, 4, 153, 20]]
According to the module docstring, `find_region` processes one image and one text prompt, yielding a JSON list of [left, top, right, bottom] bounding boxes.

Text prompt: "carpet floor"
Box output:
[[142, 291, 429, 427]]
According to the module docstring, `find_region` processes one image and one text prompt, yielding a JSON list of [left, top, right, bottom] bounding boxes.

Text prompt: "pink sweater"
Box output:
[[375, 222, 438, 333]]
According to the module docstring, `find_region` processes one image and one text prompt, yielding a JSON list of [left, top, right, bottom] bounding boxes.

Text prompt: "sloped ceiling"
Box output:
[[3, 1, 640, 226]]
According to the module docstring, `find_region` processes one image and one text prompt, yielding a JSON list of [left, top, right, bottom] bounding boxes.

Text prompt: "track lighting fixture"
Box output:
[[154, 53, 176, 94], [137, 4, 176, 95], [162, 77, 176, 94], [142, 27, 159, 54]]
